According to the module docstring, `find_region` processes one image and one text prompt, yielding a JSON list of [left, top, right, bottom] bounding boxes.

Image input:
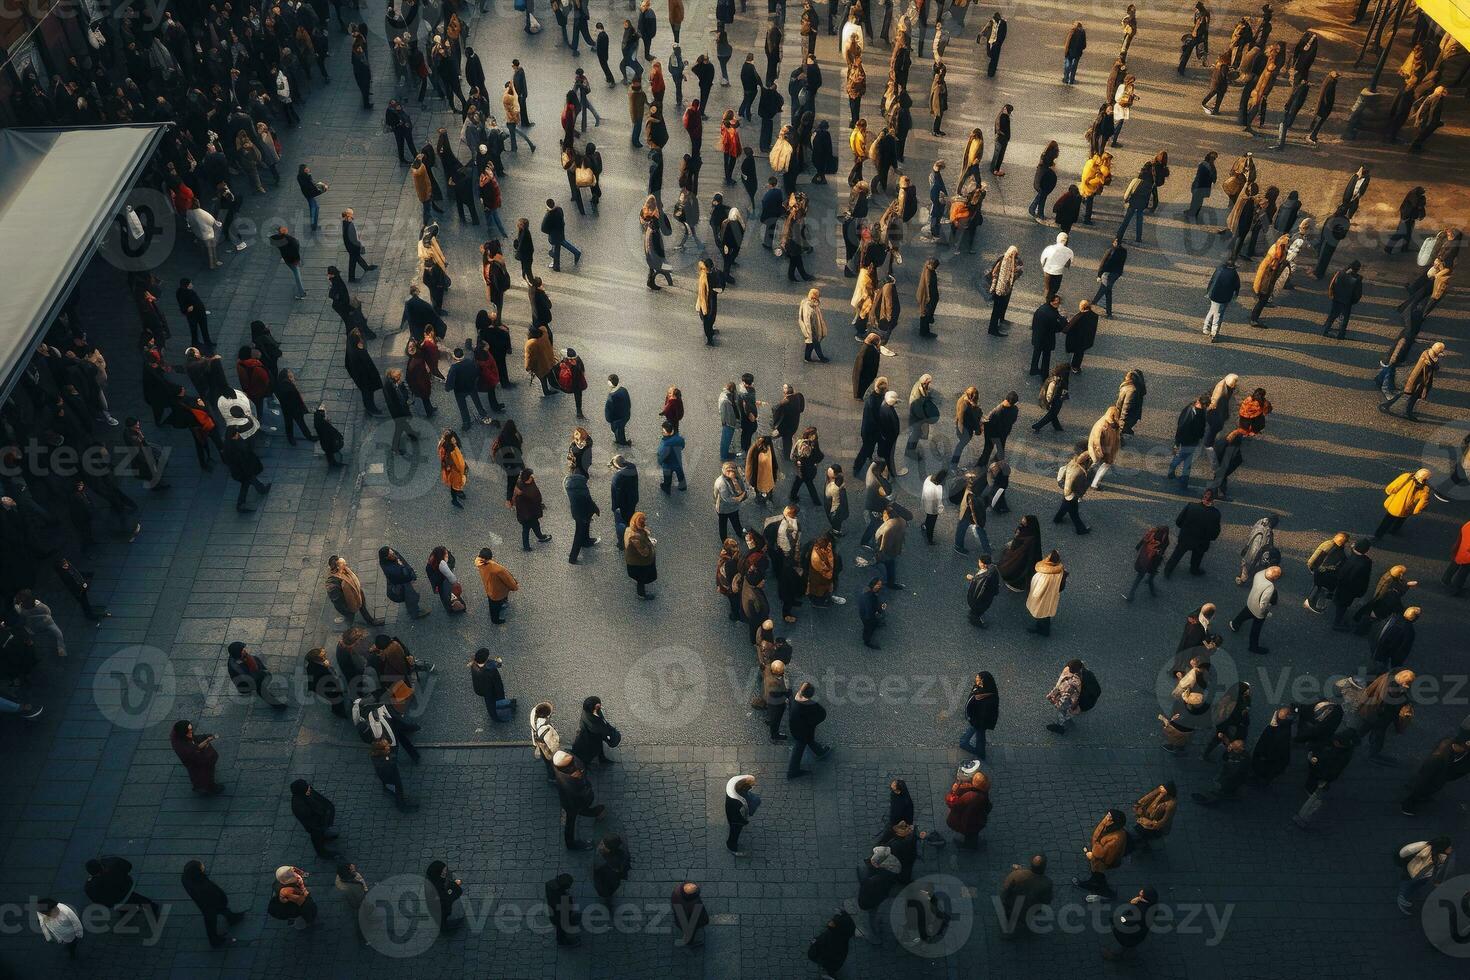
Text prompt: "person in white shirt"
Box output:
[[920, 470, 946, 544], [186, 206, 224, 269], [217, 388, 270, 439], [36, 899, 83, 958], [1039, 232, 1074, 301], [1228, 565, 1280, 654]]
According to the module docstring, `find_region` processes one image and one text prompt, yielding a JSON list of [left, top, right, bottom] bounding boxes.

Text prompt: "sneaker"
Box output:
[[19, 705, 43, 720]]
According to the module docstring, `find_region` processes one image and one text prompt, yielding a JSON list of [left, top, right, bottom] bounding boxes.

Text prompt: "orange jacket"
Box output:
[[476, 556, 520, 600]]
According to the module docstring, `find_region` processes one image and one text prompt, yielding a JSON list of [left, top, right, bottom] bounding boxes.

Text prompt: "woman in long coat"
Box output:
[[171, 720, 222, 794], [1087, 405, 1122, 489], [851, 332, 881, 400], [798, 288, 828, 361], [624, 512, 658, 598], [1247, 234, 1289, 327], [998, 515, 1043, 592], [344, 329, 383, 414], [1025, 549, 1068, 635], [439, 430, 467, 507]]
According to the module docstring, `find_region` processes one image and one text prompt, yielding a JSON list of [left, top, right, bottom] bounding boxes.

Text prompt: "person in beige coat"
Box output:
[[1131, 782, 1177, 850], [1026, 549, 1068, 635], [1053, 447, 1092, 535], [326, 555, 384, 627], [1087, 406, 1123, 489], [798, 287, 829, 362]]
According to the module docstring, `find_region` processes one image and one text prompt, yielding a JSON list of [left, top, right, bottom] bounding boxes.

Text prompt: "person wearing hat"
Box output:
[[855, 844, 901, 942], [1102, 886, 1158, 960]]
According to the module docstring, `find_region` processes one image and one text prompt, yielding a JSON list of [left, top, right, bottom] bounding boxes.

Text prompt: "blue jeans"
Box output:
[[719, 425, 735, 460], [287, 263, 306, 296], [1167, 445, 1196, 485], [950, 426, 973, 465], [955, 518, 991, 553], [1110, 120, 1126, 145], [858, 510, 883, 548], [550, 239, 581, 267], [307, 196, 319, 229], [1117, 206, 1144, 242], [508, 122, 536, 152], [1374, 363, 1396, 395], [787, 737, 829, 775], [1063, 57, 1079, 83], [486, 208, 508, 237], [1093, 273, 1118, 315], [960, 725, 987, 755]]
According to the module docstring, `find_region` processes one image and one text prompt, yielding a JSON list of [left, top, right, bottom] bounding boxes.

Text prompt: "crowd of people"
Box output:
[[4, 0, 1469, 972]]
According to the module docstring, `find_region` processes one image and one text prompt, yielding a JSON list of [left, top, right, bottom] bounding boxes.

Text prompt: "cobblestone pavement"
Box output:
[[1, 0, 1469, 976]]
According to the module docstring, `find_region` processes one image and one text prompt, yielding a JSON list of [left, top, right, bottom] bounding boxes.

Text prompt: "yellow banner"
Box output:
[[1416, 0, 1470, 49]]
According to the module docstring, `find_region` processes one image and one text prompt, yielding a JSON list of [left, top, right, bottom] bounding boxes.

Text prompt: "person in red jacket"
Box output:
[[235, 345, 273, 419], [945, 771, 993, 850], [720, 111, 743, 185], [1444, 520, 1470, 596]]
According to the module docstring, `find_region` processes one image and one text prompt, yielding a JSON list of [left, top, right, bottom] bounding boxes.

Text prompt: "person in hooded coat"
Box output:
[[998, 515, 1043, 592], [290, 779, 339, 858], [960, 672, 999, 757]]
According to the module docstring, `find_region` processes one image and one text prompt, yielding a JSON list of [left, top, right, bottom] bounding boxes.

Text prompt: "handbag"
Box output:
[[575, 165, 596, 187], [387, 680, 414, 711], [1416, 236, 1437, 267]]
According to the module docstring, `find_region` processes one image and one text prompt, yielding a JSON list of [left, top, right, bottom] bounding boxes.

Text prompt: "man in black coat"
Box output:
[[771, 384, 805, 460], [1164, 491, 1221, 576], [565, 463, 602, 563], [756, 82, 784, 152], [445, 348, 489, 428], [966, 556, 1000, 628], [991, 104, 1011, 174], [739, 55, 761, 120], [401, 284, 446, 340], [289, 780, 339, 858], [853, 384, 886, 477], [1369, 608, 1417, 674], [221, 429, 270, 512], [85, 856, 161, 919], [1321, 260, 1364, 339], [787, 681, 832, 777], [552, 751, 605, 849], [175, 277, 214, 348], [1029, 295, 1066, 377], [978, 393, 1018, 468], [1168, 394, 1211, 489], [470, 648, 516, 722], [979, 12, 1007, 77], [595, 23, 616, 84], [340, 208, 377, 281], [1330, 539, 1373, 629]]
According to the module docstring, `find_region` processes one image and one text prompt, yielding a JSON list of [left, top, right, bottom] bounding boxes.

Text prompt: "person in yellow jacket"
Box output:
[[475, 546, 520, 623], [1079, 150, 1112, 224], [848, 118, 869, 186], [438, 430, 468, 507], [1377, 468, 1432, 539]]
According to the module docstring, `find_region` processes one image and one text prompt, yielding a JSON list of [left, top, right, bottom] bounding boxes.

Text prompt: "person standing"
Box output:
[[1062, 21, 1088, 84], [724, 773, 758, 854], [565, 462, 602, 563], [959, 672, 999, 756], [1073, 809, 1127, 897], [553, 750, 606, 850], [1027, 550, 1068, 636], [857, 575, 886, 648], [979, 11, 1007, 77], [1038, 233, 1073, 300], [1029, 295, 1066, 377], [1092, 239, 1127, 318], [289, 780, 340, 859], [945, 771, 993, 850], [1201, 258, 1240, 341], [998, 855, 1053, 938], [474, 547, 520, 623], [470, 648, 516, 722]]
